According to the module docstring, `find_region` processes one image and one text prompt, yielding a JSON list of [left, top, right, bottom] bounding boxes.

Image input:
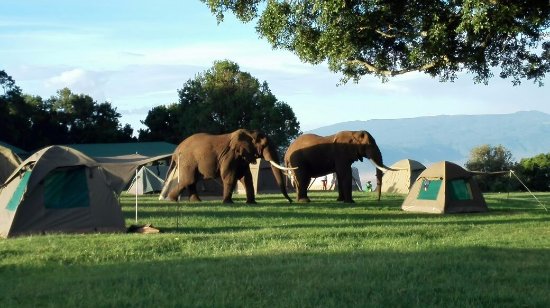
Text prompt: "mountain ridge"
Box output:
[[306, 111, 550, 167]]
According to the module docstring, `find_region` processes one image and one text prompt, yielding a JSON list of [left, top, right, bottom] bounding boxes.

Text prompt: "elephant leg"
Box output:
[[187, 183, 201, 202], [167, 166, 196, 201], [221, 175, 237, 204], [340, 167, 355, 203], [295, 172, 311, 203], [335, 166, 354, 203], [241, 168, 256, 204], [336, 172, 344, 201]]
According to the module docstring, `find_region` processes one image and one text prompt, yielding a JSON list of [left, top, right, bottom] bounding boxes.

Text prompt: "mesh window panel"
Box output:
[[417, 179, 442, 200], [449, 179, 473, 201], [44, 167, 90, 209]]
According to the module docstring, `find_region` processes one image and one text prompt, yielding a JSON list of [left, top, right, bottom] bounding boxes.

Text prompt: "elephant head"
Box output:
[[333, 130, 393, 201], [229, 129, 259, 164], [244, 129, 294, 203]]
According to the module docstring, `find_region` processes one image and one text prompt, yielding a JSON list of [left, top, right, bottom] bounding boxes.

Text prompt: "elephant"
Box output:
[[167, 129, 294, 204], [284, 130, 393, 203]]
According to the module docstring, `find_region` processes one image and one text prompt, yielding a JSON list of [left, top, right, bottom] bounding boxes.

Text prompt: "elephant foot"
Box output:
[[223, 199, 234, 204], [297, 197, 311, 203], [342, 199, 355, 204], [167, 192, 179, 202], [246, 200, 257, 204], [189, 194, 202, 202]]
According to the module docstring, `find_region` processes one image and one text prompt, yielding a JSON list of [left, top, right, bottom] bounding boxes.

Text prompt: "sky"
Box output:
[[2, 0, 549, 134]]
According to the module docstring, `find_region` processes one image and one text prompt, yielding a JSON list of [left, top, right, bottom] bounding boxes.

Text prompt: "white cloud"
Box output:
[[44, 68, 108, 100]]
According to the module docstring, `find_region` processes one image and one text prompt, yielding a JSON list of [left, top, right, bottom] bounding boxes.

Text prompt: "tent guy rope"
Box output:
[[468, 169, 548, 212]]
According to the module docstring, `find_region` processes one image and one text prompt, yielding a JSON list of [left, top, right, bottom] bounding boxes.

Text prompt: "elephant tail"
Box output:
[[165, 155, 177, 182]]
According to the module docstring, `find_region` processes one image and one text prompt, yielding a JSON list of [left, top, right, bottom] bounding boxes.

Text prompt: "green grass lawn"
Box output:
[[1, 191, 549, 307]]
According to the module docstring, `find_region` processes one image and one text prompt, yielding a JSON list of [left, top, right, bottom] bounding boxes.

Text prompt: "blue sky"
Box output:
[[2, 0, 549, 134]]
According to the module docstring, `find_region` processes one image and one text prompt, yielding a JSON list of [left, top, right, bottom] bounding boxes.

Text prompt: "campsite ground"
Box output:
[[1, 191, 549, 307]]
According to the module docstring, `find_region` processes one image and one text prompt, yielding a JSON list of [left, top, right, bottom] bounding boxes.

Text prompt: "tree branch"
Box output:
[[347, 56, 449, 77]]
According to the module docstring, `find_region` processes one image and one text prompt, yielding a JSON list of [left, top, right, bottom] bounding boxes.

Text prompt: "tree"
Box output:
[[464, 144, 516, 192], [139, 105, 177, 142], [140, 60, 301, 150], [44, 88, 135, 144], [517, 153, 550, 191], [1, 71, 135, 149], [202, 0, 550, 85], [0, 70, 33, 149]]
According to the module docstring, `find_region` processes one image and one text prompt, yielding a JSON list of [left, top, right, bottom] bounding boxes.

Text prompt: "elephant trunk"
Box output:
[[263, 145, 293, 203], [376, 168, 383, 201], [365, 140, 389, 202], [270, 164, 293, 203]]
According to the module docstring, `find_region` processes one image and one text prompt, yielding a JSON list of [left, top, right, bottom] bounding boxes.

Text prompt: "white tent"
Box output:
[[310, 167, 363, 191], [382, 159, 426, 194], [126, 165, 169, 195]]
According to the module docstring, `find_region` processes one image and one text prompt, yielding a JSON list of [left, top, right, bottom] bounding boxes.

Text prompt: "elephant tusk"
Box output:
[[368, 159, 400, 172], [269, 160, 298, 171]]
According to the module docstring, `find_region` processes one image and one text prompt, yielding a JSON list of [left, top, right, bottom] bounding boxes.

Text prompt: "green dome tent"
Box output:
[[401, 161, 488, 214]]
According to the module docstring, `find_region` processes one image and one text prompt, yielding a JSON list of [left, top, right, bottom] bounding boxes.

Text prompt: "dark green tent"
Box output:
[[0, 146, 166, 238]]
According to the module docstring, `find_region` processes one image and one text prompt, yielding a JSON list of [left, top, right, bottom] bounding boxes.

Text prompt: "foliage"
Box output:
[[464, 144, 516, 192], [517, 153, 550, 191], [139, 60, 301, 150], [0, 70, 135, 150], [0, 70, 33, 149], [202, 0, 550, 85], [1, 192, 549, 306], [45, 88, 135, 144]]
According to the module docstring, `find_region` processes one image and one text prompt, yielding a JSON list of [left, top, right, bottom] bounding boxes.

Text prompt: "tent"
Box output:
[[0, 145, 22, 184], [159, 166, 224, 200], [381, 159, 426, 193], [126, 165, 169, 195], [236, 159, 294, 195], [320, 167, 362, 191], [0, 146, 166, 238], [401, 161, 488, 214]]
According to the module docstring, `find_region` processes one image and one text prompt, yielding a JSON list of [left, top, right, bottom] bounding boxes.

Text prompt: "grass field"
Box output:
[[1, 191, 549, 307]]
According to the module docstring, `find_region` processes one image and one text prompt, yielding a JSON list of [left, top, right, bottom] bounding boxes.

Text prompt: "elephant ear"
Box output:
[[243, 129, 269, 156], [229, 129, 256, 158]]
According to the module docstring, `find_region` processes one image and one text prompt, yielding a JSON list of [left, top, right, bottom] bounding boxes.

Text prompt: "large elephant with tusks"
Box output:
[[285, 130, 393, 203], [167, 129, 294, 203]]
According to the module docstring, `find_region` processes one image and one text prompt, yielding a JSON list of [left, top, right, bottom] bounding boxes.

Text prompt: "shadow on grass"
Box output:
[[2, 247, 549, 307]]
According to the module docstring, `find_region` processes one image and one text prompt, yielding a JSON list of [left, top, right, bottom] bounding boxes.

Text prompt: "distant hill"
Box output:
[[307, 111, 550, 175]]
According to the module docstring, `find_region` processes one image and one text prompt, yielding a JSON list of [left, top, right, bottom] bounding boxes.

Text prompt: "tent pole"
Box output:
[[176, 154, 180, 230], [135, 167, 138, 223]]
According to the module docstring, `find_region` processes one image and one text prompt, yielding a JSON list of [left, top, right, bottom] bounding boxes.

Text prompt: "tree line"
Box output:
[[1, 71, 135, 150], [0, 60, 301, 152], [465, 144, 550, 192]]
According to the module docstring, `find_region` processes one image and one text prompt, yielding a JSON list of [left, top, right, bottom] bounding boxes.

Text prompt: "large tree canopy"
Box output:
[[202, 0, 550, 85], [139, 60, 301, 150]]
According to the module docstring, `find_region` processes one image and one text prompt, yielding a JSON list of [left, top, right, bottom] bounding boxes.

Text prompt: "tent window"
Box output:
[[6, 171, 32, 211], [44, 167, 90, 209], [449, 179, 473, 201], [417, 179, 442, 200]]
